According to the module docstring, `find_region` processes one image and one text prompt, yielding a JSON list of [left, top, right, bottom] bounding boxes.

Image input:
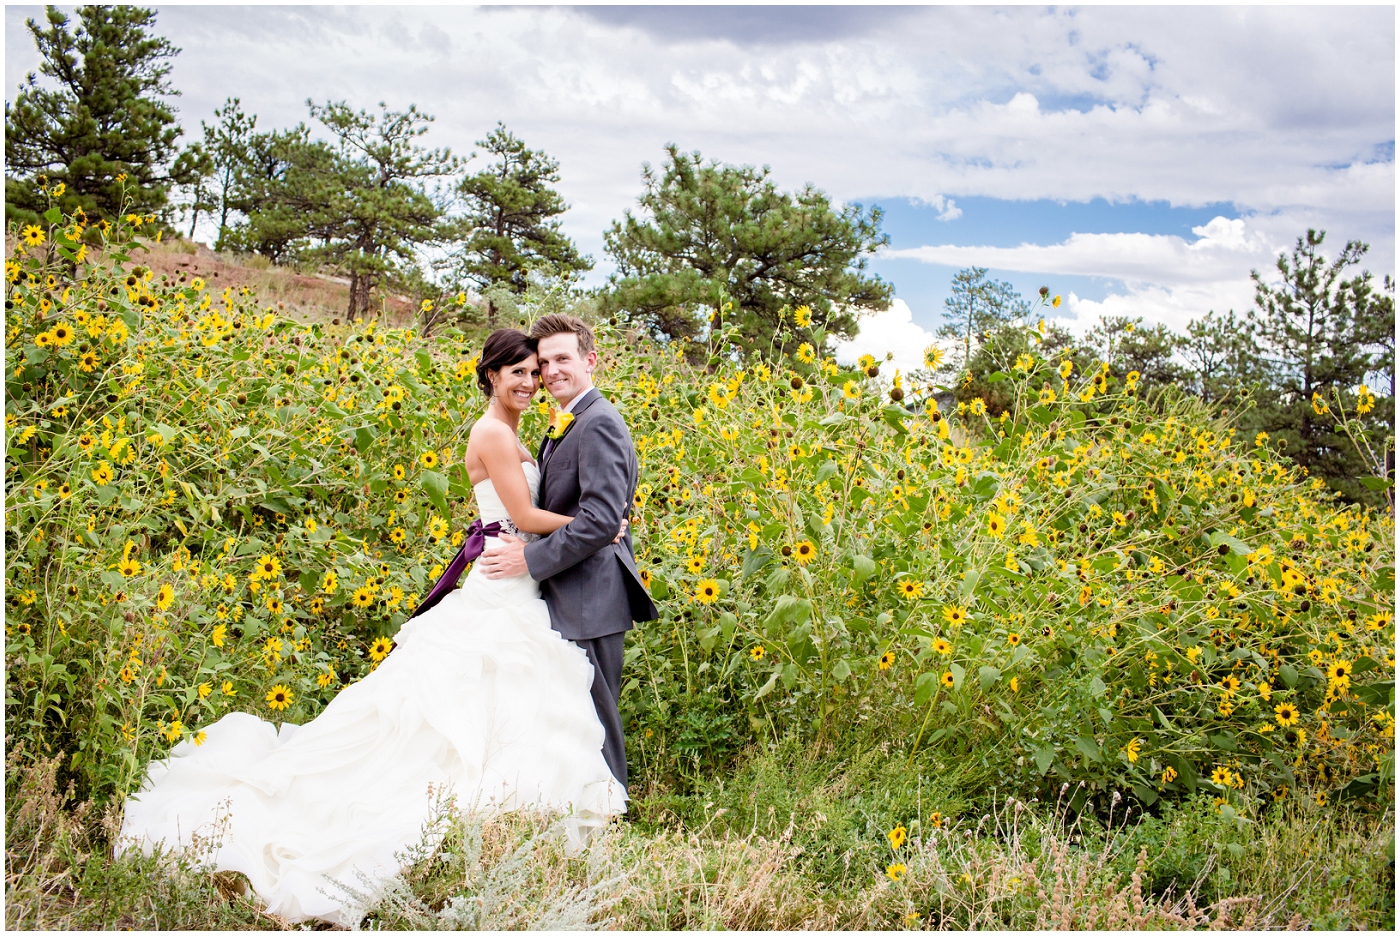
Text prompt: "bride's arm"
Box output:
[[473, 421, 573, 535]]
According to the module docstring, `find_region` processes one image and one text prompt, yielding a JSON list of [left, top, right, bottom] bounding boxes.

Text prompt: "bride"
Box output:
[[118, 328, 627, 926]]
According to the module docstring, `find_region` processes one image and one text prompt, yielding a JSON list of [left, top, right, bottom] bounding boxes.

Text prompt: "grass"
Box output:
[[7, 737, 1393, 930]]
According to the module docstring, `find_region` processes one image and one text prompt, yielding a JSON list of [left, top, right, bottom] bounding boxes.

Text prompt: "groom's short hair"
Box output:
[[531, 313, 595, 357]]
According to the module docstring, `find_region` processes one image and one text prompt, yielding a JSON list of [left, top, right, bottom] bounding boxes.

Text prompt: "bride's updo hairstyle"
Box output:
[[475, 328, 538, 398]]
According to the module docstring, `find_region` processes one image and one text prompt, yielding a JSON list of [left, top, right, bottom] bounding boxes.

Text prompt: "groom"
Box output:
[[479, 313, 657, 794]]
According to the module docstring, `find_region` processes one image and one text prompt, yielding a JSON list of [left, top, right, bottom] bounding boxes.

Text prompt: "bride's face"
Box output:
[[490, 354, 541, 414]]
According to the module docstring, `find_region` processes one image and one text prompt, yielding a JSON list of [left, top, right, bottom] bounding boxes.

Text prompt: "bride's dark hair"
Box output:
[[476, 328, 538, 398]]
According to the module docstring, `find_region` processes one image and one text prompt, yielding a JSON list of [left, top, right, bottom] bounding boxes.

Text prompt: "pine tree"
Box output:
[[302, 101, 460, 318], [192, 98, 258, 249], [1179, 309, 1262, 405], [439, 123, 591, 321], [1085, 316, 1184, 388], [603, 145, 891, 352], [221, 124, 331, 265], [1249, 229, 1381, 499], [5, 5, 187, 223], [935, 268, 1031, 378]]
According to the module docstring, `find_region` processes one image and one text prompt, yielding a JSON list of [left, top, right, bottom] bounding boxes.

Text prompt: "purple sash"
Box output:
[[408, 519, 501, 620]]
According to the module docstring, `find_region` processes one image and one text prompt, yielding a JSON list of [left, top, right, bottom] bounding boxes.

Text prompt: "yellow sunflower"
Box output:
[[1274, 702, 1300, 727], [987, 512, 1007, 537], [694, 579, 720, 604], [368, 636, 394, 662]]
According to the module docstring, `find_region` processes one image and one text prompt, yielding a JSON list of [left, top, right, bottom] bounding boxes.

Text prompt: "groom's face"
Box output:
[[537, 333, 597, 407]]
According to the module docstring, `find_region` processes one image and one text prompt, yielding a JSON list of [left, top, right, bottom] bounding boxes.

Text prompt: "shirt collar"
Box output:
[[559, 385, 595, 415]]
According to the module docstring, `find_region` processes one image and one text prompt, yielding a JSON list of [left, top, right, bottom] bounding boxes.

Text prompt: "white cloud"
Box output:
[[5, 5, 1389, 279], [914, 195, 963, 221], [888, 215, 1279, 284], [887, 215, 1293, 333], [834, 299, 937, 375], [1060, 282, 1256, 337]]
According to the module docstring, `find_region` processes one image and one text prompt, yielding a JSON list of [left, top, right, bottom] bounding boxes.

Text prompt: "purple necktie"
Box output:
[[408, 518, 501, 620]]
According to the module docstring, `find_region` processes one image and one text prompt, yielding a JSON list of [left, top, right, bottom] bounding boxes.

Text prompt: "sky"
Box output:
[[6, 4, 1395, 373]]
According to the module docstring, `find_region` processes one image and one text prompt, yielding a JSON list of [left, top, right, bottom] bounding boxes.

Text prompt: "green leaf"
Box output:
[[832, 660, 852, 683], [914, 671, 938, 706], [1209, 731, 1237, 751], [742, 547, 774, 579], [1209, 531, 1252, 555], [1075, 736, 1104, 763], [1034, 746, 1055, 775], [1373, 566, 1394, 598], [950, 662, 965, 691], [815, 460, 838, 483], [755, 670, 780, 699], [354, 425, 377, 453], [959, 567, 980, 599], [420, 470, 449, 516], [1353, 680, 1393, 707], [781, 662, 800, 689], [978, 665, 1001, 692], [881, 406, 909, 435], [1088, 675, 1107, 698], [1360, 476, 1394, 491], [1279, 664, 1298, 688], [763, 595, 812, 631], [850, 554, 876, 585]]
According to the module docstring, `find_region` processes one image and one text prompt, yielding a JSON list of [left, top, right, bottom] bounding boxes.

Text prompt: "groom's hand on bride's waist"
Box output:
[[479, 535, 529, 579]]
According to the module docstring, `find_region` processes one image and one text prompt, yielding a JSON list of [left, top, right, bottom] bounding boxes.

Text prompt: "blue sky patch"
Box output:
[[868, 195, 1241, 250], [857, 196, 1242, 329]]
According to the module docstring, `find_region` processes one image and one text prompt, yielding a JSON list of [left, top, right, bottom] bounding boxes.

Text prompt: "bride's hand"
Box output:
[[613, 518, 629, 543]]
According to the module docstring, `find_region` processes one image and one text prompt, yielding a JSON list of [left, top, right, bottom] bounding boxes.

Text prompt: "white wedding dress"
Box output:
[[118, 461, 625, 926]]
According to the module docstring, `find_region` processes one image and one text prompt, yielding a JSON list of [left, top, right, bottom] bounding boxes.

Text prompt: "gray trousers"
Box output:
[[573, 632, 627, 793]]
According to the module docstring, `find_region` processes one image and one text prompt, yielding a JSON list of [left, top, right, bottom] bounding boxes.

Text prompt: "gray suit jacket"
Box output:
[[525, 388, 658, 640]]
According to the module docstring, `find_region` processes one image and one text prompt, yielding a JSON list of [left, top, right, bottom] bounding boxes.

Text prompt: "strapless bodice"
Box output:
[[471, 461, 540, 541]]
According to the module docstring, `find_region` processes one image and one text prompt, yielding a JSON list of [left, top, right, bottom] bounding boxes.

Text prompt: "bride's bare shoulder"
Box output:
[[468, 417, 514, 447]]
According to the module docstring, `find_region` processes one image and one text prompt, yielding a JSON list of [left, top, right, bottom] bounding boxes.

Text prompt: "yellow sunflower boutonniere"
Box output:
[[546, 409, 576, 441]]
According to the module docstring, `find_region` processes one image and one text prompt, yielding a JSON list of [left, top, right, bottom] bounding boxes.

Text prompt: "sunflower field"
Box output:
[[6, 206, 1395, 827]]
